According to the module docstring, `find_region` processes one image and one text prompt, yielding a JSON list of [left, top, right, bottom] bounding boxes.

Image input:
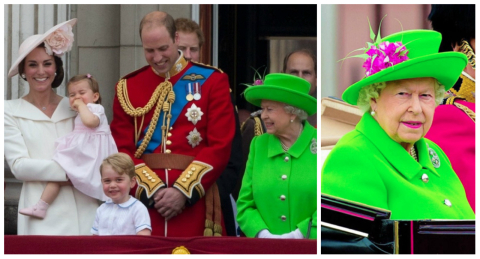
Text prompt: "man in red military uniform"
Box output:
[[110, 11, 235, 237]]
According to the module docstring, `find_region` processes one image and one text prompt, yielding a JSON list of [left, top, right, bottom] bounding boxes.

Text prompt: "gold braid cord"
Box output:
[[460, 40, 476, 70], [446, 96, 476, 123], [453, 102, 476, 123], [253, 116, 264, 136], [116, 78, 174, 158]]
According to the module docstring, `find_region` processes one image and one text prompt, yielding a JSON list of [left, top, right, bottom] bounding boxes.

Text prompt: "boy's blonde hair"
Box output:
[[100, 152, 135, 178]]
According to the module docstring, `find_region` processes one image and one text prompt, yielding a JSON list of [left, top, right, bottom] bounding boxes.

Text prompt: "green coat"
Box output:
[[237, 122, 317, 239], [322, 113, 474, 220]]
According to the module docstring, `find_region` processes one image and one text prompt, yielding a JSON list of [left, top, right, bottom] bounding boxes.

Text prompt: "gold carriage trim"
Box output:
[[135, 163, 165, 198], [173, 161, 212, 198]]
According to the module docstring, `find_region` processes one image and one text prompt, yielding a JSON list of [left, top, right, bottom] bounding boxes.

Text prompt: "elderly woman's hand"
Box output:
[[280, 228, 304, 239], [257, 229, 283, 239]]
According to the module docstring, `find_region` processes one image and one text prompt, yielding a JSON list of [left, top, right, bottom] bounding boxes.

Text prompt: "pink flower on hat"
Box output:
[[254, 79, 263, 85], [241, 66, 267, 88], [44, 24, 74, 57], [363, 41, 409, 77]]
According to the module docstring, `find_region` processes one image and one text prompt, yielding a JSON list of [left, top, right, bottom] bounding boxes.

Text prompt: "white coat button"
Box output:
[[444, 199, 452, 207], [281, 175, 287, 180], [281, 215, 286, 221], [284, 156, 289, 162], [280, 195, 286, 201], [421, 173, 429, 183]]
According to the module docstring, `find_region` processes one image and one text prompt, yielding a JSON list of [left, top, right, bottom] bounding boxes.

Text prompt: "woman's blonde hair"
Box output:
[[100, 152, 135, 179], [356, 78, 446, 113]]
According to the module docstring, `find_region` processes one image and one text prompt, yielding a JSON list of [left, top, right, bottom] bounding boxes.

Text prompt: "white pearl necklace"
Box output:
[[409, 146, 418, 162], [280, 124, 304, 152]]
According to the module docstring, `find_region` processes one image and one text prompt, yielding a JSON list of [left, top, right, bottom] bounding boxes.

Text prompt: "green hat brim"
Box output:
[[342, 52, 467, 105], [245, 85, 317, 116]]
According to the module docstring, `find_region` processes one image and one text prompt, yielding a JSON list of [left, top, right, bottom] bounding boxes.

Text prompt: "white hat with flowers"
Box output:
[[8, 18, 77, 78]]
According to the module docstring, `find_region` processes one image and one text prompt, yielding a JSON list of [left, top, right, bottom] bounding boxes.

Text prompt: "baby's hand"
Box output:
[[72, 98, 85, 111]]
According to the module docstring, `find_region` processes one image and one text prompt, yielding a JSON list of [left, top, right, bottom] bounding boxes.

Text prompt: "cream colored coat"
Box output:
[[4, 97, 99, 235]]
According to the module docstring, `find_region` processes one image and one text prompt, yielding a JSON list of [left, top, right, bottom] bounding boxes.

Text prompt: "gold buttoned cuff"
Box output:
[[173, 161, 213, 198], [135, 163, 165, 198]]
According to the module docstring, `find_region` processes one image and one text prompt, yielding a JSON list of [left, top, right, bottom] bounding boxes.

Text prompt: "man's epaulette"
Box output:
[[191, 61, 224, 73], [119, 65, 151, 81]]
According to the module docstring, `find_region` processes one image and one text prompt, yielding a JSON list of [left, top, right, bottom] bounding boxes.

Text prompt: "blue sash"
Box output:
[[138, 65, 215, 153]]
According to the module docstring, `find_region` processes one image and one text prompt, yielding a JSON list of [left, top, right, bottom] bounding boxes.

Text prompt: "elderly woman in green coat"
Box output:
[[322, 29, 475, 220], [237, 74, 317, 239]]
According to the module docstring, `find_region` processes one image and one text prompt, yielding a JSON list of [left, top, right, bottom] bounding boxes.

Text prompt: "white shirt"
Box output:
[[91, 196, 151, 235]]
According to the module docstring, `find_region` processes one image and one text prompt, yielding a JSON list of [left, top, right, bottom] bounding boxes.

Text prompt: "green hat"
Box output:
[[244, 73, 317, 116], [342, 30, 468, 105]]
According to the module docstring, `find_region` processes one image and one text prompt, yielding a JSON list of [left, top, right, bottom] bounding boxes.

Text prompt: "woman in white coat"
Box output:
[[4, 18, 99, 235]]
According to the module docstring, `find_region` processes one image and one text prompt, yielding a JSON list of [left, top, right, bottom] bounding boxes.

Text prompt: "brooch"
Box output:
[[426, 143, 440, 168], [187, 128, 202, 148], [185, 103, 204, 125], [310, 138, 317, 154]]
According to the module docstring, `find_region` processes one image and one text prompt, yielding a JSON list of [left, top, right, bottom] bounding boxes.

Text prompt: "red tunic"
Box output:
[[425, 99, 475, 212], [111, 56, 235, 237]]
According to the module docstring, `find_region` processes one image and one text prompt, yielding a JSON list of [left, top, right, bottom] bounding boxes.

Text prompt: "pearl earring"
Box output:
[[290, 119, 293, 123], [371, 110, 376, 116], [21, 73, 26, 79], [55, 73, 57, 76]]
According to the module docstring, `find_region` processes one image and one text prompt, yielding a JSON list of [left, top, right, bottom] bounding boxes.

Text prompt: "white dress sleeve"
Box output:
[[4, 101, 68, 182], [87, 103, 105, 125]]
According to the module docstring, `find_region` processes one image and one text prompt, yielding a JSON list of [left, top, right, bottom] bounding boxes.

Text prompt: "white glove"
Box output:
[[257, 229, 283, 239], [280, 228, 304, 239]]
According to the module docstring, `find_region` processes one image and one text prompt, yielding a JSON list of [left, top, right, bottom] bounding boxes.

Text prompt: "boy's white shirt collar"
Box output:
[[105, 195, 136, 208]]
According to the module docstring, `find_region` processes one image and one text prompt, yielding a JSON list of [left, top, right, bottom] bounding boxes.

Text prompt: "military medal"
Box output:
[[185, 103, 204, 125], [187, 128, 202, 148], [186, 83, 194, 101], [193, 82, 201, 100]]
